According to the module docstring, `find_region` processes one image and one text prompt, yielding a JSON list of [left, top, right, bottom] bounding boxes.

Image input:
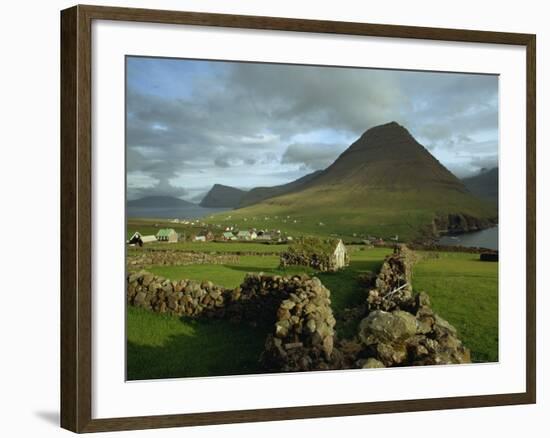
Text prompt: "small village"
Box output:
[[126, 215, 398, 248], [127, 226, 295, 246]]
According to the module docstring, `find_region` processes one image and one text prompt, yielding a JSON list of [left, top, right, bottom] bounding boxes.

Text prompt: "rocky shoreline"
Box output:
[[432, 213, 498, 236]]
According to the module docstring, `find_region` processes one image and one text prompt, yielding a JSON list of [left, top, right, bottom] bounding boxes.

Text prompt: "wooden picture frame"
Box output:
[[60, 4, 536, 433]]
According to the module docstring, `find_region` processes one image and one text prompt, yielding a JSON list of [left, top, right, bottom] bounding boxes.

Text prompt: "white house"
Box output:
[[332, 239, 347, 269], [127, 231, 157, 246]]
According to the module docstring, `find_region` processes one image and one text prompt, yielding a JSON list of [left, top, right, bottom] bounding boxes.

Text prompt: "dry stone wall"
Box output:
[[127, 244, 472, 373], [127, 271, 232, 318], [127, 250, 239, 270], [258, 275, 339, 372], [279, 251, 349, 272], [127, 271, 338, 372], [348, 246, 471, 367], [407, 242, 497, 254]]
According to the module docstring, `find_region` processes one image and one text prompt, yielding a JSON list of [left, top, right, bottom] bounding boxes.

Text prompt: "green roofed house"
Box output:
[[156, 228, 178, 243], [280, 237, 349, 272], [236, 230, 257, 241], [222, 231, 237, 241]]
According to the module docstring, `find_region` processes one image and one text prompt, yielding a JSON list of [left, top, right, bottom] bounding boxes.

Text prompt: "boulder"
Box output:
[[359, 310, 417, 345]]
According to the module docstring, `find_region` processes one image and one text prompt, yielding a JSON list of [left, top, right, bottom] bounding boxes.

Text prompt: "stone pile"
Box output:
[[127, 271, 232, 318], [259, 275, 340, 372], [127, 250, 239, 270], [224, 273, 299, 324], [352, 246, 471, 368]]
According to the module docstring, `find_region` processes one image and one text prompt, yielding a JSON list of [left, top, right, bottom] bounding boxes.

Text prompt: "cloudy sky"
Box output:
[[126, 56, 498, 201]]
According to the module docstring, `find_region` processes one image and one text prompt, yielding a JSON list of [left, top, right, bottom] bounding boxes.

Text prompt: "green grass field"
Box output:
[[127, 306, 271, 380], [127, 247, 498, 379], [148, 255, 315, 288], [127, 247, 391, 379], [147, 248, 391, 313], [412, 251, 499, 363], [146, 241, 289, 253]]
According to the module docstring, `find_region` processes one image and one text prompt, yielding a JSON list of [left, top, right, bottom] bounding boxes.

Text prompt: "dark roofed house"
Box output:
[[280, 237, 349, 272], [128, 231, 157, 246]]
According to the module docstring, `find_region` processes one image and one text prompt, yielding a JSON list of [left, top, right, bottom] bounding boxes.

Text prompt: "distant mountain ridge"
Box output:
[[127, 195, 194, 208], [207, 122, 497, 240], [462, 167, 498, 205], [239, 170, 323, 207], [199, 184, 247, 208], [199, 171, 325, 208]]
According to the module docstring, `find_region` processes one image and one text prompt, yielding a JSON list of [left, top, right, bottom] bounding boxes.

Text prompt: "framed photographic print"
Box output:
[[60, 4, 536, 433]]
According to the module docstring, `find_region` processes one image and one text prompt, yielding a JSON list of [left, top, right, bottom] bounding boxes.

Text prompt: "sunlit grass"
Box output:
[[413, 251, 499, 362], [127, 247, 499, 380]]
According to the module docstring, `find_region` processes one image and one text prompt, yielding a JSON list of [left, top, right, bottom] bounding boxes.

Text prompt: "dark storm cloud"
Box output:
[[281, 142, 346, 171], [126, 57, 498, 199]]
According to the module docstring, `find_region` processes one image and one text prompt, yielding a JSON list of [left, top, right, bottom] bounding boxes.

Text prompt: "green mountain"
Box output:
[[462, 167, 498, 205], [127, 195, 194, 208], [200, 184, 247, 208], [207, 122, 497, 241], [239, 170, 322, 207]]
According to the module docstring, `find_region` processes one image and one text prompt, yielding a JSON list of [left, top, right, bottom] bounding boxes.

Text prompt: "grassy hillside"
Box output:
[[205, 123, 497, 241], [239, 170, 322, 207], [206, 186, 496, 241]]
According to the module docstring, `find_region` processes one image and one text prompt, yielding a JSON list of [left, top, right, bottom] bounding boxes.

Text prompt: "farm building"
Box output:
[[257, 233, 272, 241], [279, 237, 349, 272], [236, 230, 257, 240], [156, 228, 178, 242], [222, 231, 237, 241], [197, 230, 215, 241], [127, 231, 157, 246]]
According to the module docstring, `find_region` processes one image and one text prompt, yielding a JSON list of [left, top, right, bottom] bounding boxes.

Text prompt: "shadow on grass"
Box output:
[[127, 314, 272, 381]]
